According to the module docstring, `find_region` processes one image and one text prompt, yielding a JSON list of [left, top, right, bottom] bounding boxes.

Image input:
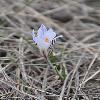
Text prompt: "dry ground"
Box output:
[[0, 0, 100, 100]]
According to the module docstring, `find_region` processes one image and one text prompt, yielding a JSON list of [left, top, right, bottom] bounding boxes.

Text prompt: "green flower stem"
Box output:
[[46, 56, 65, 80], [46, 57, 56, 73]]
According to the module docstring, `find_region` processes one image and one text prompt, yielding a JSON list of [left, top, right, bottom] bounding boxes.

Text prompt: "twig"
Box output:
[[66, 53, 85, 97], [41, 65, 50, 100], [19, 37, 28, 83], [59, 71, 72, 100], [72, 71, 79, 100], [80, 53, 98, 87], [80, 69, 100, 86], [0, 80, 38, 100]]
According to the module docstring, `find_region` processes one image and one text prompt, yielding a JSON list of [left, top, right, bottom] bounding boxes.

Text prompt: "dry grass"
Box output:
[[0, 0, 100, 100]]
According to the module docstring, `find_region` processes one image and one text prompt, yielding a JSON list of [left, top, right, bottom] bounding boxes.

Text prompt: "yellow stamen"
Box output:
[[45, 37, 49, 43]]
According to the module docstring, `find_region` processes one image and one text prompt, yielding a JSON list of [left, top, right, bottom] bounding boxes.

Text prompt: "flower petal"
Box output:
[[44, 28, 56, 42], [32, 29, 38, 44], [36, 38, 50, 50], [32, 29, 35, 41], [38, 24, 47, 38]]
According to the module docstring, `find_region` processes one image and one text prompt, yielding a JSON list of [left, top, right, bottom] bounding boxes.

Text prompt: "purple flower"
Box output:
[[32, 24, 62, 56]]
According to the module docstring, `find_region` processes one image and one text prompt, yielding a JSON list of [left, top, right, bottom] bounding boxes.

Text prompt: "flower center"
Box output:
[[45, 37, 49, 43]]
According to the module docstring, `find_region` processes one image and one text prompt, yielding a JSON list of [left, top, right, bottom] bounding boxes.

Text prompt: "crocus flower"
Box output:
[[32, 24, 62, 57]]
